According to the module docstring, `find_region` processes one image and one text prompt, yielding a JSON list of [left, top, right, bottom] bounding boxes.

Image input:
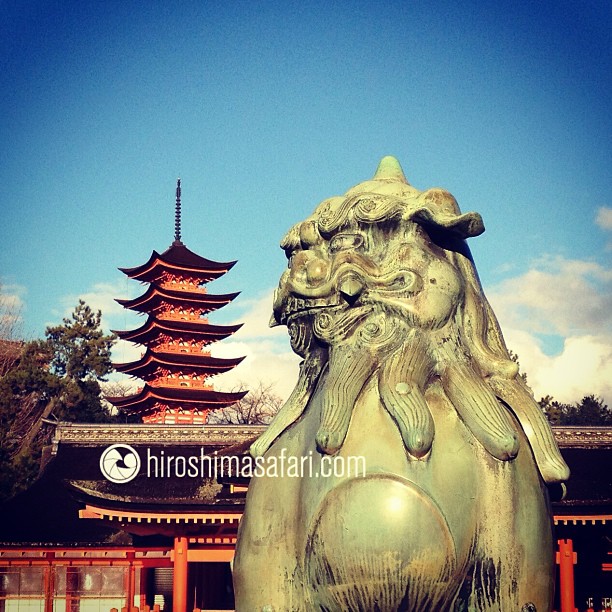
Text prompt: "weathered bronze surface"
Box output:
[[234, 157, 569, 611]]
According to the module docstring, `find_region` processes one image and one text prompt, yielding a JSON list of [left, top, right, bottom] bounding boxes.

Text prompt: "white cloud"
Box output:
[[111, 338, 145, 364], [597, 206, 612, 251], [50, 251, 612, 410], [487, 255, 612, 336], [58, 280, 144, 333], [487, 255, 612, 405], [0, 281, 26, 307], [499, 328, 612, 404], [211, 290, 300, 401], [596, 206, 612, 231]]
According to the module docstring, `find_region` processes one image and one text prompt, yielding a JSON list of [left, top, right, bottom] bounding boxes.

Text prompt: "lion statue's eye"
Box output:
[[285, 250, 296, 268], [329, 233, 364, 253]]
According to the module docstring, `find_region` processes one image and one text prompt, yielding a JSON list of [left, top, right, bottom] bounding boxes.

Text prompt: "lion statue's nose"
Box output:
[[338, 273, 364, 305]]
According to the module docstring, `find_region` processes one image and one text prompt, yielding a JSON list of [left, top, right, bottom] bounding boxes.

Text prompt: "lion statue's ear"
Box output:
[[457, 252, 569, 483]]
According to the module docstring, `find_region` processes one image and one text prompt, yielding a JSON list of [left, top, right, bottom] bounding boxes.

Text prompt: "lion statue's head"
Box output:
[[252, 156, 568, 484]]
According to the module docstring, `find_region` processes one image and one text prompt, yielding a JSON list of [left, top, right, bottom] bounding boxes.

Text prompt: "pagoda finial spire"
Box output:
[[174, 178, 183, 245]]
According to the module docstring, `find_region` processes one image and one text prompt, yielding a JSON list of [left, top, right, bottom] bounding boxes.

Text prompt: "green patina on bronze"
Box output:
[[234, 157, 569, 611]]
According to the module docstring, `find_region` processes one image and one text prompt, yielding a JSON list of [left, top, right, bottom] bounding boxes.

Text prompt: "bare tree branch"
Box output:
[[0, 283, 24, 377], [208, 381, 283, 425]]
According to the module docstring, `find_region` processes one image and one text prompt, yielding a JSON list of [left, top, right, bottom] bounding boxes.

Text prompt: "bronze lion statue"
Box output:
[[234, 157, 569, 611]]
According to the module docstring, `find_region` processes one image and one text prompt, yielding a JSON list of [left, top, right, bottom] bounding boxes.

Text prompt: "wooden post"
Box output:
[[173, 537, 188, 612], [139, 567, 148, 611], [556, 539, 577, 612], [126, 552, 136, 611], [65, 566, 79, 612], [43, 552, 54, 612]]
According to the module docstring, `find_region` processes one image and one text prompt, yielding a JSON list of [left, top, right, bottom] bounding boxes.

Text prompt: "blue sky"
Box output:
[[1, 0, 610, 404]]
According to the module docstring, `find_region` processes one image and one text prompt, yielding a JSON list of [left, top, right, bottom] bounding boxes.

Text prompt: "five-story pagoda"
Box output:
[[109, 180, 246, 424]]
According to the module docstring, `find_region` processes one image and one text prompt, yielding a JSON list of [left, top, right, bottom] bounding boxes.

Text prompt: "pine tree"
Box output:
[[45, 300, 115, 381], [0, 301, 117, 499], [539, 394, 611, 426]]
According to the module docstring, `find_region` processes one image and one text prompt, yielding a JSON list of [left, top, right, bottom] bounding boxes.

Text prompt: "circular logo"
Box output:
[[99, 444, 141, 484]]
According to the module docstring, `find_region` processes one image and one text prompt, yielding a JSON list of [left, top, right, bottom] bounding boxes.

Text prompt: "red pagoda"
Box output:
[[109, 179, 246, 424]]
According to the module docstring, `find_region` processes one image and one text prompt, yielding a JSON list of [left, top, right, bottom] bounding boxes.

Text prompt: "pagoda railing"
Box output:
[[157, 311, 209, 323], [154, 343, 211, 355], [160, 280, 207, 294], [149, 378, 213, 390]]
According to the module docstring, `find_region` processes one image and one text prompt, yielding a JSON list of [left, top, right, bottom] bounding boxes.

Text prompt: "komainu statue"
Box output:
[[233, 157, 569, 611]]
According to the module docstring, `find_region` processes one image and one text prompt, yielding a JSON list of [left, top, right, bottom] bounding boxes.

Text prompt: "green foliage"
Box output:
[[0, 301, 118, 500], [46, 300, 115, 381], [509, 350, 611, 426], [539, 394, 611, 426], [508, 350, 529, 386], [0, 341, 56, 499]]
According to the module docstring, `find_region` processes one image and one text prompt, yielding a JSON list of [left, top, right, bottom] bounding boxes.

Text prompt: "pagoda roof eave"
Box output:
[[111, 317, 243, 343], [115, 285, 240, 312], [107, 386, 247, 412], [119, 244, 236, 281], [114, 350, 245, 375]]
